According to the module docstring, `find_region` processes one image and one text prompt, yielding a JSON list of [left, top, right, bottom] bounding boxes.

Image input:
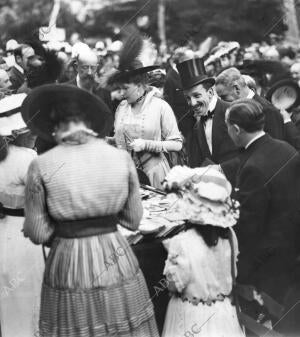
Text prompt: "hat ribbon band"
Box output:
[[0, 107, 21, 118]]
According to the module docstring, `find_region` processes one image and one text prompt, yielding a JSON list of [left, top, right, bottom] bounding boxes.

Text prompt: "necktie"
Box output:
[[200, 110, 214, 123]]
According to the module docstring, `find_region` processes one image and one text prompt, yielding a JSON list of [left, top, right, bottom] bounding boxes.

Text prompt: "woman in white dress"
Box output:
[[106, 32, 182, 188], [162, 167, 245, 337], [0, 94, 44, 337]]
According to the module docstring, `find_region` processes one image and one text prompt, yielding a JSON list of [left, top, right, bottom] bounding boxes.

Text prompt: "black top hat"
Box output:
[[176, 58, 215, 90], [21, 84, 113, 142], [266, 78, 300, 111]]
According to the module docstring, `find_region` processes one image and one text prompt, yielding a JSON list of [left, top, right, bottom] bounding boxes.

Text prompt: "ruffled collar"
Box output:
[[57, 127, 98, 145]]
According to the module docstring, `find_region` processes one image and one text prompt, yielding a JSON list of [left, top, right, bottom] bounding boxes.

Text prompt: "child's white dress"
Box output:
[[162, 227, 245, 337]]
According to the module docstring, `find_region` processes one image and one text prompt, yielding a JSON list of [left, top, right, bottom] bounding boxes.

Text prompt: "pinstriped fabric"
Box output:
[[24, 138, 159, 337]]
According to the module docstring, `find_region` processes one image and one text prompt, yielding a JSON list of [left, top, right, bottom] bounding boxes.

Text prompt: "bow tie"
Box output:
[[200, 110, 214, 123]]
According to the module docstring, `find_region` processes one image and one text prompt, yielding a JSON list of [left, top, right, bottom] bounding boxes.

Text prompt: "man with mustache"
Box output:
[[176, 57, 238, 168], [69, 48, 113, 111]]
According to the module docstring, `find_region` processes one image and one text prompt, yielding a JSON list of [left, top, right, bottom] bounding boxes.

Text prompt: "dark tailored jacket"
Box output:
[[233, 134, 300, 302], [67, 78, 113, 112], [164, 68, 195, 139], [221, 95, 300, 185], [8, 66, 25, 91], [186, 98, 238, 168]]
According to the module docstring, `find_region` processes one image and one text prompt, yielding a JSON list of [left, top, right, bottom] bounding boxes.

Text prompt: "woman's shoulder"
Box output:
[[9, 145, 37, 164]]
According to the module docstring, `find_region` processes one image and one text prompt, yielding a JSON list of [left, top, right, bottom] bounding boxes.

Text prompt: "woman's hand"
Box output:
[[129, 138, 146, 152]]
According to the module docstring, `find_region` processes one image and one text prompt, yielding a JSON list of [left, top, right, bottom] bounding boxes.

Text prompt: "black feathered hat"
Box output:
[[106, 32, 159, 85], [25, 41, 63, 88]]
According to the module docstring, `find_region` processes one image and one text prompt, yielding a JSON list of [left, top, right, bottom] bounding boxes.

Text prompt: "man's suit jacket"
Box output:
[[164, 68, 195, 139], [186, 98, 238, 168], [253, 94, 285, 140], [67, 78, 113, 112], [234, 134, 300, 301]]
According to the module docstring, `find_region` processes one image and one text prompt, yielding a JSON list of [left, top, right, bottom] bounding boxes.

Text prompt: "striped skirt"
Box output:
[[39, 231, 159, 337]]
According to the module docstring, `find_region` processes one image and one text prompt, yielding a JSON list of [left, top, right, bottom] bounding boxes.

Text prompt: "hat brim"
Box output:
[[21, 84, 113, 142], [109, 65, 160, 85], [182, 76, 215, 90], [266, 79, 300, 111]]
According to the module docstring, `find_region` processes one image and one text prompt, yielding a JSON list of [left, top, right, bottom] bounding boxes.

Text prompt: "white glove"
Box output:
[[130, 138, 146, 152]]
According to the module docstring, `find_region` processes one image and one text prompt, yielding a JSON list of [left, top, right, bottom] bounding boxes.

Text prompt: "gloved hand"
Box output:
[[130, 138, 146, 152]]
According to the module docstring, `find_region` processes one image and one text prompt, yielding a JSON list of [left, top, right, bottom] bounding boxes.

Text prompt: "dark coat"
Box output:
[[186, 98, 238, 168], [67, 78, 113, 112], [163, 68, 195, 139], [234, 134, 300, 302]]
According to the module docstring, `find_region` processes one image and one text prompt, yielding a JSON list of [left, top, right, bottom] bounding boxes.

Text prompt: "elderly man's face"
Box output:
[[215, 83, 238, 102], [77, 53, 98, 84], [184, 83, 213, 118]]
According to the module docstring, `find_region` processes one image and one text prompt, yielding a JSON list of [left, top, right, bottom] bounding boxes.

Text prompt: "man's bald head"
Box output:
[[215, 67, 250, 102], [77, 48, 98, 66]]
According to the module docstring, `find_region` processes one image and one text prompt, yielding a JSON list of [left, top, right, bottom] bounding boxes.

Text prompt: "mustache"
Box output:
[[192, 102, 205, 110]]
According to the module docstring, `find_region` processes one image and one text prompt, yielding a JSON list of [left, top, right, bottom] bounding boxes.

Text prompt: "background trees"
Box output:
[[0, 0, 293, 46]]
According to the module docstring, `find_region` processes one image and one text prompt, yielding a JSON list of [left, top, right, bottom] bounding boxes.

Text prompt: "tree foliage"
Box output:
[[0, 0, 286, 45]]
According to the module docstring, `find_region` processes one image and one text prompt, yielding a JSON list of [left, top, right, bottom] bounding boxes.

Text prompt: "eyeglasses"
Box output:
[[79, 65, 98, 72]]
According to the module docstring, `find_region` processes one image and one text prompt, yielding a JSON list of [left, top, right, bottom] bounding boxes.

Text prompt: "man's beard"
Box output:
[[81, 75, 95, 90]]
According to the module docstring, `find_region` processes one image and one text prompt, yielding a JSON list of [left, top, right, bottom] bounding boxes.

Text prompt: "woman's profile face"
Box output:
[[119, 82, 141, 104]]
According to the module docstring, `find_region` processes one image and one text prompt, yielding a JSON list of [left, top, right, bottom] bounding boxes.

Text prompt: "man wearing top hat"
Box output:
[[176, 57, 238, 168]]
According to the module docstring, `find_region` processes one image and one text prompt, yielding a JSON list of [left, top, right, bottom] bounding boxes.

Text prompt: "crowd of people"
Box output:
[[0, 27, 300, 337]]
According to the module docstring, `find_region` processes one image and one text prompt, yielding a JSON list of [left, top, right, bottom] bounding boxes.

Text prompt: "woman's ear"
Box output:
[[233, 83, 240, 97], [233, 123, 240, 135]]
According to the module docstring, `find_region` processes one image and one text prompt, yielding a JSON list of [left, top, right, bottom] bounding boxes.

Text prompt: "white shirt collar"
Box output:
[[76, 74, 82, 89], [208, 94, 218, 112], [246, 90, 255, 99], [245, 131, 265, 149], [14, 64, 24, 74]]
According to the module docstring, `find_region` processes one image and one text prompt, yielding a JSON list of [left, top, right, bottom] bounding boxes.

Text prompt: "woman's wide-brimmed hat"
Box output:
[[176, 58, 215, 90], [266, 78, 300, 111], [21, 84, 113, 142], [0, 93, 28, 136]]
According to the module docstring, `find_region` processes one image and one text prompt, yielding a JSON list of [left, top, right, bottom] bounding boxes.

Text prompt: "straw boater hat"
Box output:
[[21, 84, 113, 142], [106, 31, 159, 86], [0, 93, 28, 136]]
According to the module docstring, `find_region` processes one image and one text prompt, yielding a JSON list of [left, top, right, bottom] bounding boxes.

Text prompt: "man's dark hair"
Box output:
[[227, 98, 265, 132], [13, 46, 23, 58]]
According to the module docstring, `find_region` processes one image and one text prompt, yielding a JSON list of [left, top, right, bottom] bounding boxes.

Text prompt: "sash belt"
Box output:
[[53, 215, 118, 239], [0, 203, 24, 218]]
